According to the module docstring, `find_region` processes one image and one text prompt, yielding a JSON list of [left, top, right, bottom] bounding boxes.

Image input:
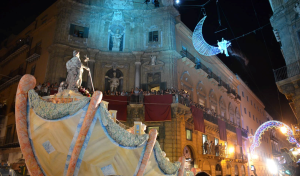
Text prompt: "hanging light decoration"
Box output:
[[192, 16, 231, 57]]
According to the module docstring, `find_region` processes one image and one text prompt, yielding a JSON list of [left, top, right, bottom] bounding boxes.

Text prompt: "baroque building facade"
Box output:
[[0, 0, 279, 175], [269, 0, 300, 137]]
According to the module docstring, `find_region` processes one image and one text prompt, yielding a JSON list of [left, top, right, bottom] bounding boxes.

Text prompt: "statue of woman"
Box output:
[[66, 50, 89, 91], [109, 29, 124, 51]]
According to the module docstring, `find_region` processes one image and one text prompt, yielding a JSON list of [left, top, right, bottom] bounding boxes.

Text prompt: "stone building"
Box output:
[[269, 0, 300, 135], [0, 0, 279, 175]]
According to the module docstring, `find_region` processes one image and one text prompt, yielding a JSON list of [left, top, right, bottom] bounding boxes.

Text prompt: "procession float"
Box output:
[[14, 50, 194, 176]]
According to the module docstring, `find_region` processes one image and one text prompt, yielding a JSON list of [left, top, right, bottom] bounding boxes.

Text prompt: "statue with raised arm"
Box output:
[[66, 50, 90, 91], [105, 72, 123, 92]]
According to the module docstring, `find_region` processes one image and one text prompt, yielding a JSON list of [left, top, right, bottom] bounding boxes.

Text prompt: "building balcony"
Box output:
[[218, 80, 228, 93], [0, 38, 31, 65], [0, 67, 24, 91], [26, 46, 41, 63], [227, 89, 235, 99], [235, 94, 241, 104], [208, 72, 219, 86], [273, 60, 300, 82]]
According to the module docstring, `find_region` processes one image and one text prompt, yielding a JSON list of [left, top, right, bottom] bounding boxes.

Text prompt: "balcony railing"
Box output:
[[0, 38, 31, 64], [26, 46, 42, 63], [273, 60, 300, 82], [0, 67, 24, 91]]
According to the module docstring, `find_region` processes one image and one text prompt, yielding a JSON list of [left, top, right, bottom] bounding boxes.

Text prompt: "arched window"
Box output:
[[228, 103, 234, 122], [241, 165, 246, 176], [235, 107, 240, 126], [219, 97, 226, 118], [234, 165, 239, 176], [216, 164, 222, 176], [180, 71, 193, 99], [226, 164, 232, 175], [209, 89, 217, 112]]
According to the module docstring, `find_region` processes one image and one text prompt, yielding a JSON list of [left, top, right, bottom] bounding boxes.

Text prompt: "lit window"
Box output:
[[149, 31, 159, 42], [242, 91, 244, 97], [186, 129, 192, 140], [69, 24, 89, 38]]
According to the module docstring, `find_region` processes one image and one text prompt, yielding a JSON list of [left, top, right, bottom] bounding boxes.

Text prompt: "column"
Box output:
[[135, 62, 141, 88], [132, 51, 144, 89], [87, 59, 95, 90], [86, 49, 99, 91]]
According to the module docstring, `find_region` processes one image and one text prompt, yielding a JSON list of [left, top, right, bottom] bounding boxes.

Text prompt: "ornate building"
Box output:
[[269, 0, 300, 135], [0, 0, 281, 175]]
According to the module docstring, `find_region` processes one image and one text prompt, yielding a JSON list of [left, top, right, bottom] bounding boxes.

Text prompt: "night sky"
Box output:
[[0, 0, 296, 124]]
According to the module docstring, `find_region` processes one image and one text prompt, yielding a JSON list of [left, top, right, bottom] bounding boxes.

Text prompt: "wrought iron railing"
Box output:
[[273, 60, 300, 82], [0, 38, 31, 63], [0, 67, 24, 85], [27, 46, 41, 57]]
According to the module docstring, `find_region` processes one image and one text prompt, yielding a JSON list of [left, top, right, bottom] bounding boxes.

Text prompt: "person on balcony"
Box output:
[[215, 142, 219, 156], [204, 140, 208, 154]]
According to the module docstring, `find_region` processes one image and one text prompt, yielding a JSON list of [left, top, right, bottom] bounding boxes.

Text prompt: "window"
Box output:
[[259, 120, 261, 125], [256, 118, 258, 123], [253, 115, 255, 121], [251, 100, 252, 105], [69, 24, 89, 38], [249, 112, 251, 117], [254, 104, 256, 108], [30, 64, 36, 75], [186, 129, 192, 140], [5, 126, 13, 144], [247, 96, 248, 101], [244, 108, 247, 114], [246, 126, 249, 132], [149, 31, 159, 42], [251, 129, 253, 135], [242, 91, 244, 97]]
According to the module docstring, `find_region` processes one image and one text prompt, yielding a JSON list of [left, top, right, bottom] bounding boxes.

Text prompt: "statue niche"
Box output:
[[109, 25, 124, 51], [105, 69, 123, 92]]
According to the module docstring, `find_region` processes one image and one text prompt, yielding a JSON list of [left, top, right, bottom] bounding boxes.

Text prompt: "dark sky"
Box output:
[[0, 0, 296, 124]]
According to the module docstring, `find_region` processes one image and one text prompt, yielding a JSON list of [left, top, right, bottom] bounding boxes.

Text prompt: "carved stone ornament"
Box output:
[[105, 0, 133, 9]]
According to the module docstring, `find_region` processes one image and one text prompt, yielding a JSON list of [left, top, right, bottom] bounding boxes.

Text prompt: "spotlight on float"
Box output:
[[229, 147, 235, 154], [266, 159, 278, 175], [280, 126, 288, 134]]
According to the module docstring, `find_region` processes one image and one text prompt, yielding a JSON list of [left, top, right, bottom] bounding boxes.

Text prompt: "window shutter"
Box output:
[[83, 27, 89, 38], [159, 126, 165, 139], [69, 24, 75, 35], [149, 32, 153, 41]]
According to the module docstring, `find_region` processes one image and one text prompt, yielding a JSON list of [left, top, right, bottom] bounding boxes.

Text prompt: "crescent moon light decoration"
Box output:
[[192, 16, 231, 57]]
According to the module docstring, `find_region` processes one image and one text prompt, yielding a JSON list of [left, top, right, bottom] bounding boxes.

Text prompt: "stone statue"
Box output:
[[66, 50, 89, 91], [109, 29, 124, 51], [105, 72, 123, 92], [295, 2, 300, 16], [150, 55, 157, 66]]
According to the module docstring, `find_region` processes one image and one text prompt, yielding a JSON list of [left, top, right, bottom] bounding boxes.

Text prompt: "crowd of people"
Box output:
[[203, 140, 226, 157]]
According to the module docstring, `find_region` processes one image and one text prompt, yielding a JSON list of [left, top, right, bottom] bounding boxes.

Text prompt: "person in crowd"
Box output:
[[160, 90, 164, 95], [147, 91, 151, 96], [165, 88, 170, 94], [139, 89, 144, 103], [210, 141, 214, 155], [204, 140, 208, 154], [219, 143, 223, 156], [208, 140, 212, 154], [215, 142, 219, 156], [151, 90, 155, 95], [121, 90, 125, 96]]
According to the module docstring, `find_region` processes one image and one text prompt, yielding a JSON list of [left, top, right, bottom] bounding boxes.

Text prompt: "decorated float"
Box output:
[[14, 74, 196, 176]]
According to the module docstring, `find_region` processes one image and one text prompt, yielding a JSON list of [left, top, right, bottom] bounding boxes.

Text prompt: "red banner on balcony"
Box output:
[[236, 128, 242, 146], [144, 95, 172, 122], [103, 96, 128, 121], [191, 106, 205, 133], [218, 119, 227, 141]]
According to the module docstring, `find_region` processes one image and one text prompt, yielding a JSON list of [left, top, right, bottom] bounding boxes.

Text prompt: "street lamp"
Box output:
[[280, 126, 288, 134]]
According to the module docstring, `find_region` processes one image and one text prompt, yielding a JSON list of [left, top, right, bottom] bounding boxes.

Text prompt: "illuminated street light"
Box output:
[[252, 154, 258, 160], [228, 147, 235, 154], [266, 159, 278, 175], [280, 126, 288, 134], [176, 0, 180, 4]]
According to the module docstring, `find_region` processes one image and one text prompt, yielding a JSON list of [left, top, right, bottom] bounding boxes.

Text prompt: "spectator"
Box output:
[[209, 141, 213, 154], [204, 140, 208, 154], [121, 90, 125, 96], [215, 142, 219, 156], [139, 89, 144, 103]]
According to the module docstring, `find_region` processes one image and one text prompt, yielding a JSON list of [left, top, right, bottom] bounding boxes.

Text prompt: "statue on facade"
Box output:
[[150, 55, 157, 66], [109, 29, 124, 51], [105, 72, 123, 92], [66, 50, 90, 91], [295, 2, 300, 16]]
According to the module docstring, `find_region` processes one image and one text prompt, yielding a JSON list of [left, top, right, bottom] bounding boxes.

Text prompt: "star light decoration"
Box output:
[[192, 16, 231, 57], [250, 120, 300, 154]]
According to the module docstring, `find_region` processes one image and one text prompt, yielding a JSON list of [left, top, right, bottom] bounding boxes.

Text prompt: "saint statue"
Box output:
[[109, 29, 124, 51], [66, 50, 90, 91], [105, 72, 123, 92], [150, 55, 157, 66], [217, 38, 230, 57]]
